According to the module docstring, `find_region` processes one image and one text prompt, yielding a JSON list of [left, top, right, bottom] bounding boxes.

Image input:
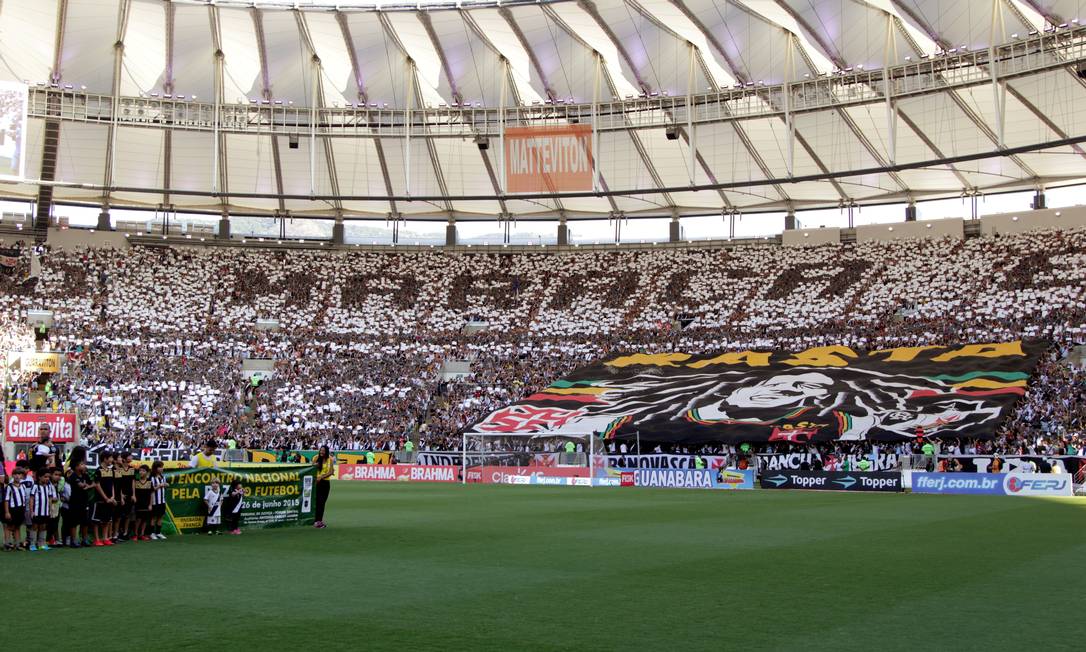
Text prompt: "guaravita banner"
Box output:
[[470, 341, 1045, 444], [162, 464, 316, 534]]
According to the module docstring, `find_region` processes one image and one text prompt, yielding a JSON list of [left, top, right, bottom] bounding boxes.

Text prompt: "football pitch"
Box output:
[[8, 483, 1084, 651]]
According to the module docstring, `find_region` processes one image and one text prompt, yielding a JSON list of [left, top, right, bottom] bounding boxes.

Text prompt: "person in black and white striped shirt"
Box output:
[[3, 467, 27, 550], [149, 461, 169, 540], [29, 470, 57, 551]]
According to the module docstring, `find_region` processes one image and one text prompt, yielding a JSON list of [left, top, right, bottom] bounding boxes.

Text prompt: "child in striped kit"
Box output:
[[28, 468, 57, 551], [1, 467, 24, 551], [149, 461, 169, 540]]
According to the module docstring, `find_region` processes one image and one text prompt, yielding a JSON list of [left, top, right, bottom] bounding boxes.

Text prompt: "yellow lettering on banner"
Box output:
[[781, 346, 858, 367], [687, 351, 772, 368], [932, 341, 1024, 362], [868, 346, 945, 362], [542, 387, 611, 395], [606, 353, 692, 368]]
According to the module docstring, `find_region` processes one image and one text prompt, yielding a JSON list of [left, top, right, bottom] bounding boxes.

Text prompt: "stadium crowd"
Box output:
[[0, 225, 1083, 464]]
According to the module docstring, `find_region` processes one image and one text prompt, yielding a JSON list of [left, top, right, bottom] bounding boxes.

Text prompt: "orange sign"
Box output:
[[504, 124, 593, 193]]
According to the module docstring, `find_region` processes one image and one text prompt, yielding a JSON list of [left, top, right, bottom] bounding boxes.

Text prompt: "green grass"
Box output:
[[7, 483, 1085, 651]]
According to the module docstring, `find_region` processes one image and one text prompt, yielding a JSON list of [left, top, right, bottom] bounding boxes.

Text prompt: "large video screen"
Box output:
[[0, 81, 28, 181]]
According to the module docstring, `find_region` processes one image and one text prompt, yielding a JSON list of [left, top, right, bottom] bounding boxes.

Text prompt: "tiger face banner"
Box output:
[[469, 341, 1046, 444]]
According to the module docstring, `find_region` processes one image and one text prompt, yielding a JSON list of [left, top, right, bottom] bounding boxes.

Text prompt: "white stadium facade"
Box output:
[[1, 0, 1086, 244]]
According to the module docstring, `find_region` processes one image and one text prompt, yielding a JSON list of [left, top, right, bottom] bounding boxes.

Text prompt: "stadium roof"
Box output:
[[2, 0, 1086, 220]]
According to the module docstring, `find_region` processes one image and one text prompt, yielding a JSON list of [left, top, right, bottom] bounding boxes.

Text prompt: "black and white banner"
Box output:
[[941, 455, 1086, 483], [603, 454, 731, 469], [759, 470, 903, 492], [417, 452, 463, 466], [757, 452, 900, 472], [86, 444, 208, 468]]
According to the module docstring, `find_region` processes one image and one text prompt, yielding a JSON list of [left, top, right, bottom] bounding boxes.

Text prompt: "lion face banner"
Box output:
[[469, 341, 1046, 444]]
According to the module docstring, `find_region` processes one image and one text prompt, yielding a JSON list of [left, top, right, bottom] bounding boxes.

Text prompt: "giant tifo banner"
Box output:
[[338, 464, 458, 483], [469, 341, 1045, 444], [504, 124, 592, 193], [4, 412, 78, 443], [162, 465, 316, 534], [0, 81, 28, 180]]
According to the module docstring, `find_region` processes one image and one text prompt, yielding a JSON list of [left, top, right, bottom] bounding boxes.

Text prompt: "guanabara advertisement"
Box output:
[[469, 341, 1045, 444]]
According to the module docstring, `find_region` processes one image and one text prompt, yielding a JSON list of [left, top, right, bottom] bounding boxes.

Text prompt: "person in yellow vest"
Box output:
[[190, 442, 218, 469], [314, 446, 334, 529]]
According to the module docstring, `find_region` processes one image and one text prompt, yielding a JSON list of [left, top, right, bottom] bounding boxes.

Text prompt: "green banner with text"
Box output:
[[163, 464, 317, 535]]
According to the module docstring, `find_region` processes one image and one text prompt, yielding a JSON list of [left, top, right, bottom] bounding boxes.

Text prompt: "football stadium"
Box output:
[[1, 0, 1085, 648]]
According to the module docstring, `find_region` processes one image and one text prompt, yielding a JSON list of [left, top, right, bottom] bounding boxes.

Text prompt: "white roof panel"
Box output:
[[224, 133, 280, 211], [0, 0, 59, 85], [120, 0, 166, 97], [112, 126, 164, 205], [218, 6, 263, 103], [172, 5, 216, 101], [59, 0, 121, 93]]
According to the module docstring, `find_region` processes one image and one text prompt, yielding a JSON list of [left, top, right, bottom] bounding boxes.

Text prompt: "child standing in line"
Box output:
[[203, 478, 223, 535], [65, 460, 93, 548], [92, 451, 117, 547], [17, 461, 33, 548], [1, 467, 22, 551], [0, 467, 7, 550], [133, 466, 153, 541], [28, 469, 56, 551], [48, 467, 63, 547], [222, 480, 244, 535], [149, 461, 169, 540]]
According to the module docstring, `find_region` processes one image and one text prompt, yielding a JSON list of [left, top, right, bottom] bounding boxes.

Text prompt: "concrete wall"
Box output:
[[855, 218, 964, 242], [46, 227, 131, 250], [980, 206, 1086, 236], [0, 233, 32, 246], [782, 227, 841, 247]]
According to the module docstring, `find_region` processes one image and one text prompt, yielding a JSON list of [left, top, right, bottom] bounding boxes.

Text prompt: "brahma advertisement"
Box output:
[[338, 464, 458, 483], [4, 412, 79, 443]]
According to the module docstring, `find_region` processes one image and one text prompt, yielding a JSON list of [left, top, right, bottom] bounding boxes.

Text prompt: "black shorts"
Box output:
[[152, 504, 166, 518], [32, 515, 49, 526], [115, 501, 134, 518], [65, 504, 86, 523], [3, 508, 25, 526], [91, 502, 113, 523]]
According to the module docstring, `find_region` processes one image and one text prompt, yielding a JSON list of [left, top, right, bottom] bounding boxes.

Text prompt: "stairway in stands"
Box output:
[[33, 94, 62, 240]]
